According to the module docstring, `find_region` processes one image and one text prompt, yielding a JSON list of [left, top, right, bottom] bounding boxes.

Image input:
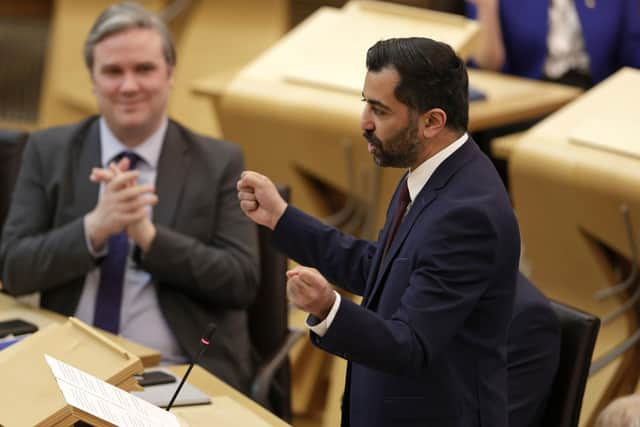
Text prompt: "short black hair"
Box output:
[[366, 37, 468, 131]]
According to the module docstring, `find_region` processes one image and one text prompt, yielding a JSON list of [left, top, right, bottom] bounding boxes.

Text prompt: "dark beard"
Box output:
[[362, 121, 421, 168]]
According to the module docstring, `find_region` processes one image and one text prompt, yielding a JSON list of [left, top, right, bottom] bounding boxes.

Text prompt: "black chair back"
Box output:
[[542, 300, 600, 427]]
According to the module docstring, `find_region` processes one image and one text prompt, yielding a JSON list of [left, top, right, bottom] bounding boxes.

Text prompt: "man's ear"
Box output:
[[421, 108, 447, 139], [167, 65, 175, 87], [89, 69, 97, 94]]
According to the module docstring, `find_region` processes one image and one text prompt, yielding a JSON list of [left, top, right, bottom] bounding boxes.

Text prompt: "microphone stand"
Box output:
[[166, 323, 216, 411]]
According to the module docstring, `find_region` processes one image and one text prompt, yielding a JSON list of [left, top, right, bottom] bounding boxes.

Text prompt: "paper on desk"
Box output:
[[45, 354, 180, 427]]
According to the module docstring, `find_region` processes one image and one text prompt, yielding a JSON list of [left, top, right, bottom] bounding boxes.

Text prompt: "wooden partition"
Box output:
[[510, 68, 640, 426]]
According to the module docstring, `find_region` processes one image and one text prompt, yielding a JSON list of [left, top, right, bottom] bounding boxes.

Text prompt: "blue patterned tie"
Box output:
[[93, 151, 141, 334]]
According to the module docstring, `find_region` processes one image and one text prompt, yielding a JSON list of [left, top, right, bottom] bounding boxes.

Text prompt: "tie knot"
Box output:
[[113, 151, 142, 170]]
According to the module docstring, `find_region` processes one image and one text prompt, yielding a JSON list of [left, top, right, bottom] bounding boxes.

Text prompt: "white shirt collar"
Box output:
[[406, 132, 468, 201], [99, 117, 167, 168]]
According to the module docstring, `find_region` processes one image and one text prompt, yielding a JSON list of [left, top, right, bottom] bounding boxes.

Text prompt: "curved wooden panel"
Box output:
[[510, 68, 640, 426]]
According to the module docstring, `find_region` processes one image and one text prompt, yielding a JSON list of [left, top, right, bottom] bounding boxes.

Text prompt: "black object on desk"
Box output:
[[0, 318, 38, 338], [138, 370, 177, 387]]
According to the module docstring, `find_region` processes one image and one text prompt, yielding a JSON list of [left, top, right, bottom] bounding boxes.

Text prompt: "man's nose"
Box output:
[[361, 108, 374, 132], [120, 73, 140, 92]]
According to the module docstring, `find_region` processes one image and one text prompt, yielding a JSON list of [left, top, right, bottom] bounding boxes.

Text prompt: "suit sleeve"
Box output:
[[138, 146, 260, 309], [1, 136, 97, 294], [311, 205, 501, 377], [273, 206, 378, 296]]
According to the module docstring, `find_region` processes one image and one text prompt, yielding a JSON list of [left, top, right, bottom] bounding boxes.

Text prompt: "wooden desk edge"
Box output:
[[168, 364, 291, 426]]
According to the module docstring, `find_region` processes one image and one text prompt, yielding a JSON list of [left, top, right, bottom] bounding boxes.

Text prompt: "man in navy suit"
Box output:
[[237, 37, 520, 427]]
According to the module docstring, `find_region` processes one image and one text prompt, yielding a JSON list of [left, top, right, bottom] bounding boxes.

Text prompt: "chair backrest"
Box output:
[[247, 185, 292, 420], [542, 300, 600, 427], [0, 129, 28, 236]]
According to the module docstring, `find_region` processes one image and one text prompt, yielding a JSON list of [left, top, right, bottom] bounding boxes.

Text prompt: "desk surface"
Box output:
[[0, 293, 288, 425], [0, 292, 161, 367], [263, 4, 478, 95], [169, 365, 291, 427], [196, 1, 580, 133], [467, 69, 582, 132]]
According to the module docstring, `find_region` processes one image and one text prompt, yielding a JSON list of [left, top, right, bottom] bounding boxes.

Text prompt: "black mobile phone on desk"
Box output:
[[0, 318, 38, 338], [138, 370, 177, 387]]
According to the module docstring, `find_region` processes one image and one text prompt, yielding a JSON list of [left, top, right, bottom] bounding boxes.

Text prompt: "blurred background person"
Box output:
[[465, 0, 640, 88]]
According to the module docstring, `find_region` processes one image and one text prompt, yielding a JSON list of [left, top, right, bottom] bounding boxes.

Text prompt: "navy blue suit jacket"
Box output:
[[508, 273, 560, 427], [274, 139, 520, 427]]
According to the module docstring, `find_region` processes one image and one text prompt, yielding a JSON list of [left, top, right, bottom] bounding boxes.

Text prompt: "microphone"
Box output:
[[165, 322, 216, 411]]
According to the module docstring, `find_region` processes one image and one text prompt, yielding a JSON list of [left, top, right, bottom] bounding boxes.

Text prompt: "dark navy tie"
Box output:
[[382, 179, 411, 261], [93, 151, 141, 334]]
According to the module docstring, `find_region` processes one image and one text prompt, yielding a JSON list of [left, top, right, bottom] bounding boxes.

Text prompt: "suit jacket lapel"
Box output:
[[68, 118, 101, 218], [154, 121, 191, 227], [364, 175, 407, 298], [364, 188, 437, 309], [363, 139, 479, 309]]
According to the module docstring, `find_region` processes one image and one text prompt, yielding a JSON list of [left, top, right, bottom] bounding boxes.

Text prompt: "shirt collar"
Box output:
[[406, 132, 468, 201], [99, 117, 167, 168]]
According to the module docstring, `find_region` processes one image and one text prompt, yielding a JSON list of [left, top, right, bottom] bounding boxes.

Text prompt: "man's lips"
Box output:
[[363, 131, 380, 153], [119, 98, 146, 108]]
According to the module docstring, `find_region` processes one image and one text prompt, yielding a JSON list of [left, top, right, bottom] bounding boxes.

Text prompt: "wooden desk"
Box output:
[[510, 68, 640, 426], [0, 292, 161, 367], [468, 70, 582, 132], [491, 131, 525, 160], [169, 365, 291, 427]]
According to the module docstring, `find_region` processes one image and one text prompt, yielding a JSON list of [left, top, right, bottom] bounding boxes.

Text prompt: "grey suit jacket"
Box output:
[[0, 116, 260, 392]]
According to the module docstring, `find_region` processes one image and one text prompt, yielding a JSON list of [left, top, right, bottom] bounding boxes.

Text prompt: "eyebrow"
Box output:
[[361, 92, 392, 112]]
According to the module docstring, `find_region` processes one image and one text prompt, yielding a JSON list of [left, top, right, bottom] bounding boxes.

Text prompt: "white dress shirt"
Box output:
[[544, 0, 590, 78]]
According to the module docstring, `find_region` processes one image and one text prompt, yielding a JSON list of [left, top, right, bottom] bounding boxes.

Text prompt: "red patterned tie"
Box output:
[[93, 151, 141, 334], [382, 179, 411, 261]]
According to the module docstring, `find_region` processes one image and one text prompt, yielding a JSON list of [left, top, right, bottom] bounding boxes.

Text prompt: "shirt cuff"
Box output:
[[83, 215, 108, 258], [306, 291, 341, 337]]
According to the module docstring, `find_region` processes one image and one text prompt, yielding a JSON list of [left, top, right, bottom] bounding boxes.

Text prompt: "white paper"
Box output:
[[45, 354, 180, 427]]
